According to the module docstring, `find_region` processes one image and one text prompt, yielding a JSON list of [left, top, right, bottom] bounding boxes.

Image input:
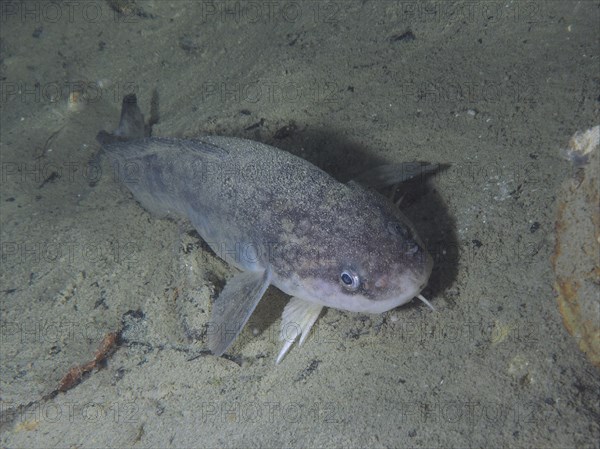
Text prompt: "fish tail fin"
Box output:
[[96, 90, 159, 145]]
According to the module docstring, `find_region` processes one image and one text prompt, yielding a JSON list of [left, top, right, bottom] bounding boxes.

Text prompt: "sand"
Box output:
[[1, 1, 598, 447]]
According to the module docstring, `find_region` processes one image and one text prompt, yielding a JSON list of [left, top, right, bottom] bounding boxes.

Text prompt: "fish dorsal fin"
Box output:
[[208, 268, 271, 356], [276, 297, 324, 364], [351, 163, 438, 189]]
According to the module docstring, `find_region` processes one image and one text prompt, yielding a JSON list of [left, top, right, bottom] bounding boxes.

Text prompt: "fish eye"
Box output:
[[340, 270, 360, 291]]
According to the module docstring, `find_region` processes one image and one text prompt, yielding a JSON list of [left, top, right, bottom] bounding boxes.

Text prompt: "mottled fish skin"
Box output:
[[98, 95, 433, 362], [102, 136, 432, 309]]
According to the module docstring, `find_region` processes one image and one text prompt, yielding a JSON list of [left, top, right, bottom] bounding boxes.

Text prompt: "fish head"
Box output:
[[288, 186, 433, 314]]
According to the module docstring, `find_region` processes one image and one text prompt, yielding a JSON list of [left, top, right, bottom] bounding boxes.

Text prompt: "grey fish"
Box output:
[[97, 94, 434, 363]]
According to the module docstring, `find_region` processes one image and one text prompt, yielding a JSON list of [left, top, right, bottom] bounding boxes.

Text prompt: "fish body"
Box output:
[[98, 95, 433, 363]]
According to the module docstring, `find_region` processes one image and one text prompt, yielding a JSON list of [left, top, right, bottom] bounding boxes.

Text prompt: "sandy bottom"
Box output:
[[1, 1, 598, 447]]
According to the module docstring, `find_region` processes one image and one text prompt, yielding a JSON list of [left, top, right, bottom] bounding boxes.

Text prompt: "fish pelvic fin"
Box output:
[[208, 268, 271, 357]]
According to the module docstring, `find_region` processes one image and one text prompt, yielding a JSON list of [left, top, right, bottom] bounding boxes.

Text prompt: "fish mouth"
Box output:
[[340, 272, 430, 314], [349, 261, 433, 313], [280, 249, 434, 314]]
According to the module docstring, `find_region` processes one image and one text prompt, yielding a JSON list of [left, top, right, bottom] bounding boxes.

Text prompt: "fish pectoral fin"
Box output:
[[208, 268, 271, 357], [351, 163, 439, 189], [276, 297, 324, 365]]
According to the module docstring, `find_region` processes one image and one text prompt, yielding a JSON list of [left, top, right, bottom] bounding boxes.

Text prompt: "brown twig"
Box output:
[[57, 331, 120, 393]]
